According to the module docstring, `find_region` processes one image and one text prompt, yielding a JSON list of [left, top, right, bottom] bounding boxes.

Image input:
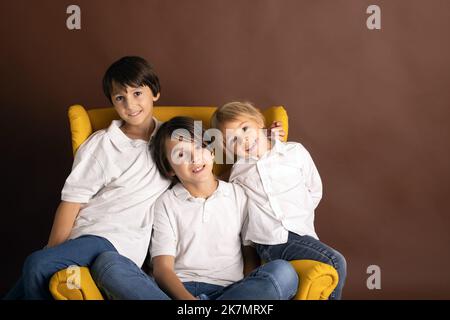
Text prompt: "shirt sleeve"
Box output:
[[150, 197, 177, 258], [299, 145, 323, 209], [61, 149, 106, 203], [229, 164, 239, 183]]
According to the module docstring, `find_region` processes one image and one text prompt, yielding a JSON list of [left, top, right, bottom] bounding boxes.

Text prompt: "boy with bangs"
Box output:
[[5, 56, 171, 299]]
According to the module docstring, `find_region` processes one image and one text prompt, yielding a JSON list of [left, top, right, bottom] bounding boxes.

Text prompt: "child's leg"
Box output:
[[18, 235, 116, 299], [255, 232, 347, 300], [90, 251, 170, 300], [209, 260, 298, 300]]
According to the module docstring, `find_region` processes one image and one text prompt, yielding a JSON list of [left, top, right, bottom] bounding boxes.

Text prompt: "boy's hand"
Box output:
[[268, 121, 286, 141]]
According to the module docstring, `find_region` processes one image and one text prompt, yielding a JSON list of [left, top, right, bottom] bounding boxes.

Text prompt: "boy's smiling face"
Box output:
[[111, 82, 159, 127], [220, 116, 269, 159], [165, 138, 215, 186]]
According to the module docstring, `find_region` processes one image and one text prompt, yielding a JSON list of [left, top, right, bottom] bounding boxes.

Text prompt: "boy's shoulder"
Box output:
[[75, 120, 123, 160], [154, 183, 185, 207], [77, 129, 108, 153], [278, 140, 311, 157], [281, 140, 305, 150], [220, 180, 248, 204]]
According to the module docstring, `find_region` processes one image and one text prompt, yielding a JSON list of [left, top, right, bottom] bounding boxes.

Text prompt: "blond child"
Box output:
[[210, 101, 347, 299]]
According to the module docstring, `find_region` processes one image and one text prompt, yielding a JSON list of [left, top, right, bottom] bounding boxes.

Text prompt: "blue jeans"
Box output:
[[255, 232, 347, 300], [184, 260, 298, 300], [91, 251, 170, 300], [91, 251, 298, 300], [3, 235, 116, 300]]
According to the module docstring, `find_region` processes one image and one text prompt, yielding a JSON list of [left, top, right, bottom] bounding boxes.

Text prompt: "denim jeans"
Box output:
[[255, 232, 347, 300], [184, 259, 298, 300], [3, 235, 116, 300], [91, 251, 170, 300], [90, 251, 298, 300]]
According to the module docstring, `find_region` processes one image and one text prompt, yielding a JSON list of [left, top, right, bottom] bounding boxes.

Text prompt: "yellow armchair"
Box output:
[[50, 105, 338, 300]]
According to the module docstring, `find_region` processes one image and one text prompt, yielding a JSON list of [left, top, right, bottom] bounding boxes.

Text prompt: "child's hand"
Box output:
[[267, 121, 286, 141]]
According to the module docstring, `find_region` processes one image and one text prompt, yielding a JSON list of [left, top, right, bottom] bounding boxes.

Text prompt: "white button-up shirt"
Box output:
[[62, 119, 171, 267], [229, 139, 322, 245], [150, 181, 250, 287]]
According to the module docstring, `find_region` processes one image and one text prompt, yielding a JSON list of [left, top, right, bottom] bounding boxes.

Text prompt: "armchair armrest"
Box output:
[[49, 266, 103, 300], [290, 259, 339, 300]]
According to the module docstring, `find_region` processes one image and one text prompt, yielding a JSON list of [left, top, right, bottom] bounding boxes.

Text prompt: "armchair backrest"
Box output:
[[67, 104, 288, 175]]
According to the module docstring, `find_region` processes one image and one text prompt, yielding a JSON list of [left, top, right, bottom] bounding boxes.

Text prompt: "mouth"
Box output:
[[192, 164, 206, 174], [128, 110, 142, 117]]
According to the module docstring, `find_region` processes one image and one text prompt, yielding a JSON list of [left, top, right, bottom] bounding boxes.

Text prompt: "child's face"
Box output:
[[110, 82, 159, 127], [220, 116, 269, 159], [165, 138, 215, 186]]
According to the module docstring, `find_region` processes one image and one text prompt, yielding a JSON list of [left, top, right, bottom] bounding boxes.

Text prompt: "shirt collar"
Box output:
[[172, 180, 230, 201], [270, 139, 288, 156], [235, 139, 288, 164], [107, 117, 161, 152]]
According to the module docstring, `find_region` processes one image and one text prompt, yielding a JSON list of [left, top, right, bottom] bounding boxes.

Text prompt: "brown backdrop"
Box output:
[[1, 0, 450, 299]]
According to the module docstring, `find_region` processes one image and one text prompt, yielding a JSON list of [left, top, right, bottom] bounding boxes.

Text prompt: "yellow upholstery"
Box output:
[[290, 260, 338, 300], [50, 104, 338, 300], [49, 266, 103, 300]]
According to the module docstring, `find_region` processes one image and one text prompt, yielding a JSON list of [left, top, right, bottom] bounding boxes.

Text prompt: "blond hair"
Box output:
[[211, 101, 266, 129]]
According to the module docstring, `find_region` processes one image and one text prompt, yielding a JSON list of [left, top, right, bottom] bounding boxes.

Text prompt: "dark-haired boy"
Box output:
[[5, 56, 171, 299]]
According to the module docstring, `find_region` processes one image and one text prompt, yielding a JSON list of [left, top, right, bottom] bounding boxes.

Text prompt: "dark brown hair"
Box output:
[[102, 56, 161, 103]]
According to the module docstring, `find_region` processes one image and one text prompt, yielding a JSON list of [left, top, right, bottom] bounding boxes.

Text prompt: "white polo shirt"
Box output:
[[62, 119, 171, 267], [150, 181, 250, 287], [229, 139, 322, 245]]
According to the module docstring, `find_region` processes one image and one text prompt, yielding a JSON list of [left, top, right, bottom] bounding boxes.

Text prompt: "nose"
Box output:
[[241, 135, 250, 147], [191, 146, 204, 164], [236, 135, 248, 146], [124, 95, 138, 110]]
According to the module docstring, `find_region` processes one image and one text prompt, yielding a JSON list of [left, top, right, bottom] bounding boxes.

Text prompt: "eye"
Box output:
[[178, 152, 184, 158], [115, 96, 124, 102], [242, 126, 248, 132], [134, 91, 142, 97]]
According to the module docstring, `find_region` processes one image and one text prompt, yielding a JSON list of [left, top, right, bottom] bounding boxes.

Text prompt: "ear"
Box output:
[[153, 92, 161, 102]]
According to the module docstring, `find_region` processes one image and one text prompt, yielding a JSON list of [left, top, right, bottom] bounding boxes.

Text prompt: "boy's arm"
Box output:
[[152, 255, 197, 300], [47, 201, 81, 248], [52, 146, 106, 247], [242, 245, 261, 276]]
